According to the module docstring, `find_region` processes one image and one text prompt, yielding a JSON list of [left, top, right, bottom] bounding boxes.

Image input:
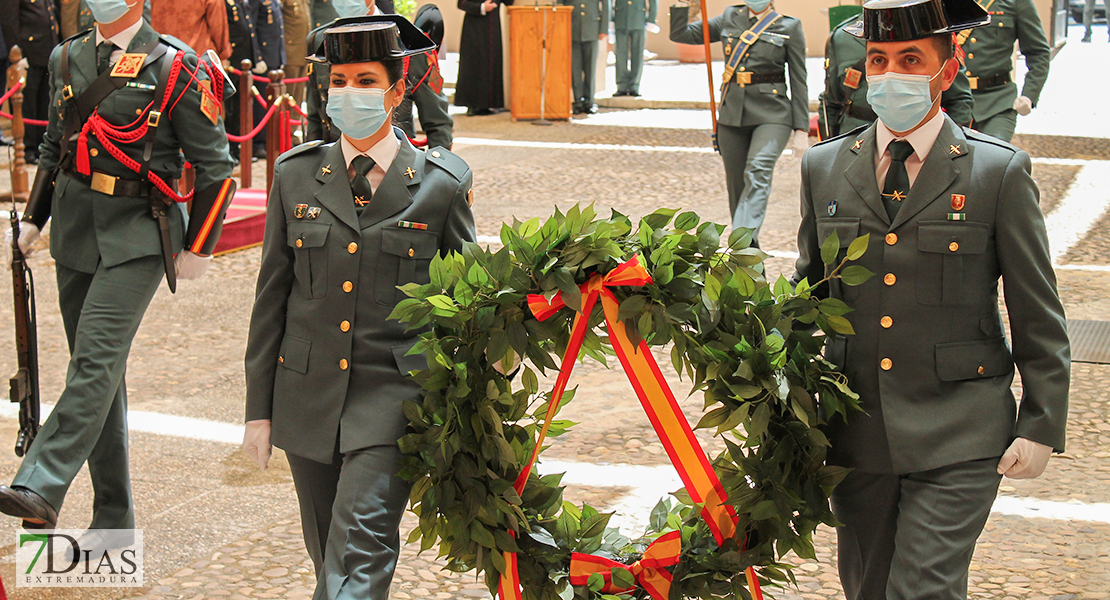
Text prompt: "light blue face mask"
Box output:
[[746, 0, 772, 13], [866, 66, 943, 133], [86, 0, 136, 24], [332, 0, 370, 18], [326, 84, 396, 140]]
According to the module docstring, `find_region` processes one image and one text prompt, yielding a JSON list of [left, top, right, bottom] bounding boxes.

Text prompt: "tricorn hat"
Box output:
[[845, 0, 990, 41], [414, 4, 445, 49], [306, 15, 436, 64]]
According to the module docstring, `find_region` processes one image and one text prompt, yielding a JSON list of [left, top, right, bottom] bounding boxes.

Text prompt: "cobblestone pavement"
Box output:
[[1, 100, 1110, 599]]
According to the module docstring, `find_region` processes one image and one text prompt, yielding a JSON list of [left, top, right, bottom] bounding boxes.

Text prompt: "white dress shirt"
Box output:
[[341, 131, 400, 193], [874, 109, 946, 190], [95, 17, 144, 66]]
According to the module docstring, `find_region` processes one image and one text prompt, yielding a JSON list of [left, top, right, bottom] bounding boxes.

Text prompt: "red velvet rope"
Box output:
[[227, 67, 309, 85], [0, 81, 49, 125], [226, 102, 279, 142]]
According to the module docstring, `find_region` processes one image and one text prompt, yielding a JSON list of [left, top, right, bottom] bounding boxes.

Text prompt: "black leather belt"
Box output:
[[64, 168, 176, 198], [732, 71, 786, 87], [847, 101, 877, 122], [968, 72, 1011, 91]]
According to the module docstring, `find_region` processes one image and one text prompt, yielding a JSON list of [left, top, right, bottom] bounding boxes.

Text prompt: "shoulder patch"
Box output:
[[160, 34, 197, 54], [425, 147, 470, 182], [964, 128, 1020, 154], [275, 140, 327, 166], [813, 124, 868, 147]]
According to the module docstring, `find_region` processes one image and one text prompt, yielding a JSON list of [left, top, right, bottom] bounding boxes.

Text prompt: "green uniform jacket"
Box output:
[[613, 0, 656, 31], [818, 16, 975, 138], [305, 23, 453, 149], [37, 23, 234, 273], [670, 5, 808, 131], [561, 0, 611, 42], [962, 0, 1050, 123], [244, 130, 476, 463], [792, 117, 1069, 474]]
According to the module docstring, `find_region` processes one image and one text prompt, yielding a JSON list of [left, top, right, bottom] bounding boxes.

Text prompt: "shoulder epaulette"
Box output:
[[425, 147, 469, 181], [59, 29, 94, 45], [159, 34, 197, 54], [276, 140, 327, 166], [964, 128, 1020, 154], [813, 124, 868, 147]]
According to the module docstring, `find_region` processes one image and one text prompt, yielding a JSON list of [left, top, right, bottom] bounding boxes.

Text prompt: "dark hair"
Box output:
[[930, 33, 955, 62], [381, 58, 405, 85]]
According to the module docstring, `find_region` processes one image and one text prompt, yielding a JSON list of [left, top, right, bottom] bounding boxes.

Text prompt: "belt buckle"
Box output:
[[147, 110, 162, 128], [90, 171, 117, 196], [967, 76, 978, 90], [739, 30, 759, 45], [737, 71, 752, 87], [62, 85, 74, 101]]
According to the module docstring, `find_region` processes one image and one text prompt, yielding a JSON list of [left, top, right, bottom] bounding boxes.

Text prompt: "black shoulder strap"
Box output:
[[73, 39, 166, 121], [139, 47, 178, 180]]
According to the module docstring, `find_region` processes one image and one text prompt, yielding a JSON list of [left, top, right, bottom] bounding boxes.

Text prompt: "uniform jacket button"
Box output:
[[296, 238, 303, 248], [339, 358, 349, 370], [886, 233, 898, 245], [343, 281, 353, 292], [949, 242, 959, 252], [881, 358, 893, 371], [884, 273, 896, 286], [977, 365, 986, 375], [278, 356, 284, 363], [408, 248, 415, 257], [340, 320, 351, 332], [348, 242, 358, 254], [881, 316, 893, 328]]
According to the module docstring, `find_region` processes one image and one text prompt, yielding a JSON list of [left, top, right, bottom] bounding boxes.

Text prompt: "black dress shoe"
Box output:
[[629, 91, 641, 97], [613, 90, 628, 97], [584, 104, 598, 114], [0, 485, 58, 528], [572, 104, 585, 115]]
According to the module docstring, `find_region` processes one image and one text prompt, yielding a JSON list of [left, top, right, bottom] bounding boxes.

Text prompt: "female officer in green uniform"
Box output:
[[241, 18, 476, 600], [670, 0, 808, 246]]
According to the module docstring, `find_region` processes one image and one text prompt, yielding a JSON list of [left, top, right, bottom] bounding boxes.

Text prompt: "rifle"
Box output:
[[9, 206, 40, 457]]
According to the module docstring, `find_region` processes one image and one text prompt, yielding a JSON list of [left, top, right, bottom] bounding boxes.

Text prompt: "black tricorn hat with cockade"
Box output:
[[306, 15, 436, 64], [845, 0, 990, 41]]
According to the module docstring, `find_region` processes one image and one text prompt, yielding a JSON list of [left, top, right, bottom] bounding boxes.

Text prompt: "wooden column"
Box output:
[[239, 59, 253, 189], [264, 70, 286, 191], [5, 46, 29, 202]]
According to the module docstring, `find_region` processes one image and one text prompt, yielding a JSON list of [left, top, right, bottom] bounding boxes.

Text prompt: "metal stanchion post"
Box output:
[[239, 59, 253, 189], [6, 46, 29, 202], [265, 70, 285, 191]]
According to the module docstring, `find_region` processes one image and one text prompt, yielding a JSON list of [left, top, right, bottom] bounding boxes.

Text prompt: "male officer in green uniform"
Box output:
[[612, 0, 657, 97], [243, 19, 474, 600], [818, 13, 975, 138], [960, 0, 1050, 142], [305, 2, 452, 148], [0, 0, 235, 531], [562, 0, 610, 114], [793, 1, 1069, 598]]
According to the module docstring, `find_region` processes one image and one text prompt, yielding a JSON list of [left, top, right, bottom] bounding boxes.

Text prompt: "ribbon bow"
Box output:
[[569, 531, 681, 600]]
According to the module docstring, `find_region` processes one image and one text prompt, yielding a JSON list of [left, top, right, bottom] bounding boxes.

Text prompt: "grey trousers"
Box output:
[[716, 122, 791, 245], [831, 457, 1003, 600], [288, 445, 412, 600], [572, 39, 598, 106], [1084, 0, 1096, 36], [13, 255, 164, 529], [615, 29, 645, 94], [974, 109, 1018, 143]]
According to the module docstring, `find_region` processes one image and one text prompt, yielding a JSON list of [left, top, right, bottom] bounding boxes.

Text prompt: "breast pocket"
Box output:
[[817, 217, 861, 301], [288, 221, 330, 299], [100, 89, 155, 127], [750, 33, 786, 64], [376, 227, 440, 306], [916, 221, 990, 306]]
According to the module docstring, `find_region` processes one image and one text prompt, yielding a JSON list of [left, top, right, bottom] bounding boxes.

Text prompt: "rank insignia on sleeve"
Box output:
[[199, 80, 220, 125], [843, 67, 862, 89], [467, 189, 474, 207], [951, 194, 966, 211], [294, 204, 308, 218], [307, 207, 321, 220], [828, 199, 838, 216], [109, 53, 146, 78]]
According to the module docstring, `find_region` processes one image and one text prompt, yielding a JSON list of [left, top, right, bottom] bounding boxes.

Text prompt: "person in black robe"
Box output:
[[455, 0, 514, 115]]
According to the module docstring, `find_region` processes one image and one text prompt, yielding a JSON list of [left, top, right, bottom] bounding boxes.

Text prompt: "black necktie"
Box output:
[[98, 41, 116, 74], [882, 140, 914, 221], [351, 155, 375, 209]]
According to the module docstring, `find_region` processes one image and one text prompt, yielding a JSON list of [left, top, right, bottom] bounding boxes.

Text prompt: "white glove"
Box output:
[[175, 251, 212, 280], [997, 437, 1053, 479], [1013, 95, 1033, 116], [791, 130, 809, 155], [5, 223, 40, 266], [645, 22, 660, 34], [242, 419, 272, 470], [252, 60, 269, 75]]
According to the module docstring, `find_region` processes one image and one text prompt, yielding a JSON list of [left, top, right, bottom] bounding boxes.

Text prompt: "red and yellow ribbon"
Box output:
[[499, 256, 762, 600], [569, 531, 681, 600]]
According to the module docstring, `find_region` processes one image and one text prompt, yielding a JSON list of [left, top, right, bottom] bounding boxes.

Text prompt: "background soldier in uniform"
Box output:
[[283, 0, 313, 104], [818, 13, 974, 139], [670, 0, 808, 246], [0, 0, 234, 536], [242, 20, 475, 600], [792, 1, 1069, 598], [561, 0, 610, 114], [960, 0, 1050, 142], [611, 0, 657, 97], [0, 0, 60, 164], [225, 0, 266, 159]]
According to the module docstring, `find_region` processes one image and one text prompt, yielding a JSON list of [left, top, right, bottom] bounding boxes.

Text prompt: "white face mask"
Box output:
[[326, 83, 396, 140], [865, 65, 945, 133], [88, 0, 138, 24]]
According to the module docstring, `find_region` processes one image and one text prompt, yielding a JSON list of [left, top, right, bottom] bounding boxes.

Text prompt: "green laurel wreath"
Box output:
[[389, 205, 871, 600]]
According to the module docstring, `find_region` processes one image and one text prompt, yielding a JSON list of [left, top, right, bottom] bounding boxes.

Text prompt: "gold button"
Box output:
[[278, 356, 284, 364], [340, 320, 351, 332], [881, 358, 893, 371], [408, 248, 415, 258], [432, 151, 441, 158], [296, 239, 303, 248], [348, 242, 358, 254], [343, 281, 353, 293], [881, 316, 893, 329], [136, 108, 143, 115], [977, 365, 986, 375], [966, 70, 972, 76], [970, 37, 976, 43], [772, 89, 778, 94], [339, 359, 349, 370], [90, 148, 99, 157], [884, 273, 897, 286], [967, 53, 974, 59], [999, 22, 1004, 26], [886, 233, 898, 245], [949, 242, 959, 252]]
